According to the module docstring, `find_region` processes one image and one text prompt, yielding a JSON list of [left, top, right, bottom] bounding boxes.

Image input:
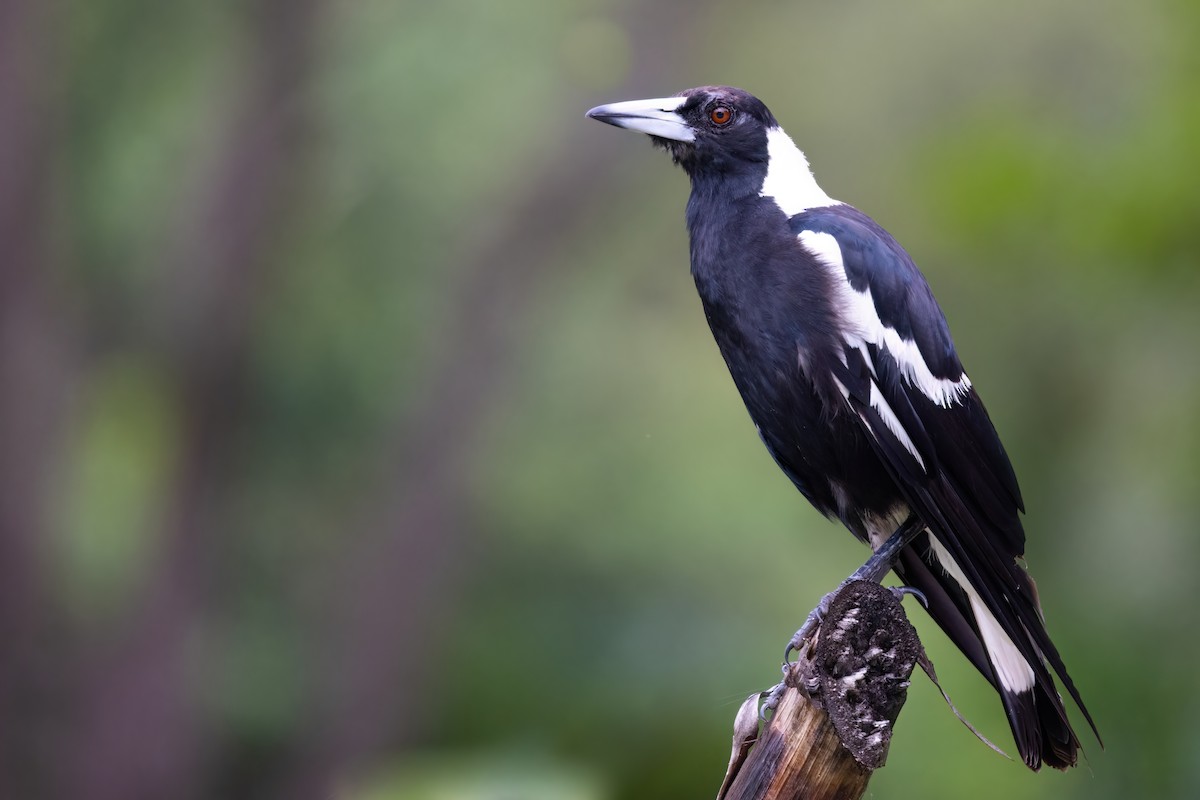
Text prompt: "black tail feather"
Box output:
[[893, 534, 1088, 770]]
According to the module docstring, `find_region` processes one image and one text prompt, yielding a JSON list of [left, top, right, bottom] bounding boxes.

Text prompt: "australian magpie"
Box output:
[[586, 86, 1098, 770]]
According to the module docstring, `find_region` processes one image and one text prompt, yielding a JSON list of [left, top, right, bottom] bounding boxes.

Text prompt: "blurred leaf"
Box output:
[[54, 355, 179, 619], [351, 752, 605, 800]]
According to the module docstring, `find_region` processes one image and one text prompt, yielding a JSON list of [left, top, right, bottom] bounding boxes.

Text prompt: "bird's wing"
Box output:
[[788, 206, 1024, 553], [789, 206, 1098, 765]]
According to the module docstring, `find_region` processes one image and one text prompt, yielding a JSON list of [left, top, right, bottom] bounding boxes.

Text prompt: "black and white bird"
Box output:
[[586, 86, 1098, 770]]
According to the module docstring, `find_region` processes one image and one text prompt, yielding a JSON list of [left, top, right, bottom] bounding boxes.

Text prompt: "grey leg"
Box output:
[[761, 516, 925, 716]]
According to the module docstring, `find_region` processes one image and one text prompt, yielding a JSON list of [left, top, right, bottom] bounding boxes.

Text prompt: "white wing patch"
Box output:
[[759, 128, 841, 216], [929, 536, 1036, 694], [797, 230, 973, 408], [869, 382, 926, 470], [829, 332, 926, 469], [826, 310, 926, 468]]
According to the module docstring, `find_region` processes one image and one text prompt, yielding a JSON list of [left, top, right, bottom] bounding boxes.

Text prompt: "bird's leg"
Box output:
[[761, 516, 925, 716], [842, 514, 926, 585], [783, 515, 925, 662]]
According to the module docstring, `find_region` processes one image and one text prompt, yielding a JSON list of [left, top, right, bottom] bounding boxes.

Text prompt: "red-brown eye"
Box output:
[[710, 105, 733, 125]]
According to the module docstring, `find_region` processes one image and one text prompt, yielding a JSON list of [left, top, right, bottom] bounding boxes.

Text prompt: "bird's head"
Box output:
[[587, 86, 779, 177]]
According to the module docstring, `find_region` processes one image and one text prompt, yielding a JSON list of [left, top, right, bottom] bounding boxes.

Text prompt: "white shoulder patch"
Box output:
[[797, 230, 973, 408], [759, 128, 840, 216]]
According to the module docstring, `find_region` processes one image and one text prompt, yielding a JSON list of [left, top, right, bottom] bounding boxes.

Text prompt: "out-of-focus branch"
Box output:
[[266, 4, 723, 797], [65, 1, 323, 798], [0, 1, 75, 797]]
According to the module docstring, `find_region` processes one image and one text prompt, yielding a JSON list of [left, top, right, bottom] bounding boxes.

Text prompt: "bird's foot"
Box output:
[[782, 587, 830, 662], [783, 582, 928, 666], [761, 519, 930, 720], [782, 585, 840, 665], [888, 584, 929, 608], [758, 586, 842, 720], [780, 582, 926, 663], [760, 681, 785, 719], [761, 582, 926, 721], [779, 516, 927, 663], [760, 670, 822, 719]]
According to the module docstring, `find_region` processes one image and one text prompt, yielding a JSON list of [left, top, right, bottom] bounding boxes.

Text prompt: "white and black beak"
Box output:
[[585, 96, 695, 143]]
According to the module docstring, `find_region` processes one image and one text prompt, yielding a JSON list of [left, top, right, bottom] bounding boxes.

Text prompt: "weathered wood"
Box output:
[[719, 581, 921, 800]]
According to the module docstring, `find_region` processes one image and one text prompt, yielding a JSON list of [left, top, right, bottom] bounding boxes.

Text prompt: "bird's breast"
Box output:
[[684, 193, 902, 520]]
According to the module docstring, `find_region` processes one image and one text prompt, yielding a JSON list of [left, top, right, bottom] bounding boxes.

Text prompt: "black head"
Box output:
[[586, 86, 779, 177]]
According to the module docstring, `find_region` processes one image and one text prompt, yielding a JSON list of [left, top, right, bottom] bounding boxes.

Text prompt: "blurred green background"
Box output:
[[3, 0, 1199, 797]]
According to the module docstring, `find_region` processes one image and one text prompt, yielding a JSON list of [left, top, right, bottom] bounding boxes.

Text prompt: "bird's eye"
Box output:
[[709, 105, 733, 126]]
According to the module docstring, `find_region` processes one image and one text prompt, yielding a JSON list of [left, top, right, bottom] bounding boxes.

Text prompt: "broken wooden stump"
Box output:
[[718, 580, 922, 800]]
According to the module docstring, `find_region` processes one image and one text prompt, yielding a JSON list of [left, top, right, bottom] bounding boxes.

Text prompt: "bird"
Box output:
[[586, 86, 1098, 770]]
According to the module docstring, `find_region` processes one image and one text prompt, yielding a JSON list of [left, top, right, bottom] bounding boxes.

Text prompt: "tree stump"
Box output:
[[718, 580, 922, 800]]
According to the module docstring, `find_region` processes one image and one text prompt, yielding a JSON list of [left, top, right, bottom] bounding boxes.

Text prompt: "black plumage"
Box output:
[[587, 86, 1099, 770]]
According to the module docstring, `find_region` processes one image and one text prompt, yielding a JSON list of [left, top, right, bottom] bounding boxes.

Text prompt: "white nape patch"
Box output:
[[759, 128, 840, 216], [797, 231, 973, 408], [929, 536, 1036, 694]]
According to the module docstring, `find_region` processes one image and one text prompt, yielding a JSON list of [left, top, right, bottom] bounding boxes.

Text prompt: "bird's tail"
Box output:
[[893, 532, 1098, 770]]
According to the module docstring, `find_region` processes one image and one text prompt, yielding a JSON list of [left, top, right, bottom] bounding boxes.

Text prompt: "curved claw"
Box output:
[[760, 681, 786, 720], [782, 604, 827, 666], [890, 585, 929, 609], [784, 629, 810, 664]]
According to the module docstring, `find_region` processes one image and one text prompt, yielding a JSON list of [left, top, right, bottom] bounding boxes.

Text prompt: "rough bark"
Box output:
[[719, 581, 921, 800]]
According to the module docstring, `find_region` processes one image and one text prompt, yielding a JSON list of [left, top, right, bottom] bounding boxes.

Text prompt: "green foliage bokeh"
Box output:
[[47, 0, 1200, 797]]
